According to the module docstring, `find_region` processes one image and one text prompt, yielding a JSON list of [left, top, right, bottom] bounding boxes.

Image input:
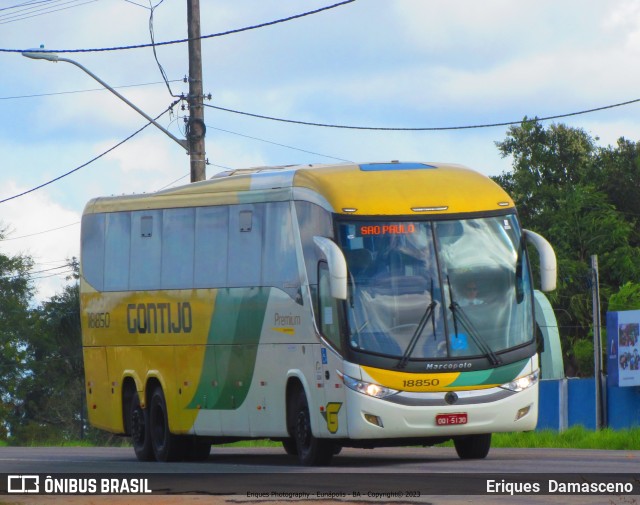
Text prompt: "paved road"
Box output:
[[0, 446, 637, 505], [0, 445, 637, 474]]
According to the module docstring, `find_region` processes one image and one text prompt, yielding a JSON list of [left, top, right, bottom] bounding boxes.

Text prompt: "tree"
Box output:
[[0, 226, 34, 439], [592, 138, 640, 247], [494, 120, 640, 376], [5, 256, 115, 445], [609, 282, 640, 312], [12, 281, 84, 443], [494, 119, 596, 231]]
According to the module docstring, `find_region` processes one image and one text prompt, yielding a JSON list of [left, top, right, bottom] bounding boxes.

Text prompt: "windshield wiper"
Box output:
[[397, 280, 437, 369], [447, 277, 502, 366]]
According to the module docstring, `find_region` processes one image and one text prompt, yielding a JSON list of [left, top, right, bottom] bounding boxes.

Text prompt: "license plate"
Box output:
[[436, 413, 468, 425]]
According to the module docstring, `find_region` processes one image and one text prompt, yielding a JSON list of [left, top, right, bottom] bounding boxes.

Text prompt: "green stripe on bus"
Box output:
[[449, 359, 528, 387], [187, 287, 270, 410]]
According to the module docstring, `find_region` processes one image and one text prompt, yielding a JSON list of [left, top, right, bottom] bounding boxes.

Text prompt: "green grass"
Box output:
[[489, 426, 640, 450], [3, 426, 639, 450], [215, 427, 640, 450], [215, 427, 640, 451], [433, 426, 640, 450], [1, 438, 131, 448]]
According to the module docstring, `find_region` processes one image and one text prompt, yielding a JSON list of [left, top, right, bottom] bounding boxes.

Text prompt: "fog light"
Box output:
[[515, 404, 532, 421], [364, 413, 383, 427]]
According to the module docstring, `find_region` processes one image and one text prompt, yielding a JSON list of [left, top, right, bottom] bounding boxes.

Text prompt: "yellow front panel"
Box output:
[[293, 164, 513, 215]]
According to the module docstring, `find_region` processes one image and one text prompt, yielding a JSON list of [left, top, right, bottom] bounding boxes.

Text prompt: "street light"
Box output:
[[22, 48, 189, 152]]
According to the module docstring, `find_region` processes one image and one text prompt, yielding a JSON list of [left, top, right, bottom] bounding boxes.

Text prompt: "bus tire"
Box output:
[[282, 438, 297, 456], [130, 391, 154, 461], [453, 433, 492, 459], [149, 386, 184, 462], [291, 389, 334, 466], [183, 437, 211, 462]]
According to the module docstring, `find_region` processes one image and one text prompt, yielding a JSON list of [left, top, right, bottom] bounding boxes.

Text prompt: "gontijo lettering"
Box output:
[[126, 302, 192, 334]]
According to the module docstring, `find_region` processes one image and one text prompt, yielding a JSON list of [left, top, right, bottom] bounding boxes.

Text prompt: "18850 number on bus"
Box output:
[[402, 379, 440, 388], [87, 312, 111, 329]]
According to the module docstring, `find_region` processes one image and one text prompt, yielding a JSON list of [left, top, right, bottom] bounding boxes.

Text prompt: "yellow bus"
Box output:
[[80, 161, 556, 465]]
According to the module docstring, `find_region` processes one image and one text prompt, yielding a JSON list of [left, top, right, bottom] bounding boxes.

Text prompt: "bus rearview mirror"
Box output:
[[313, 236, 348, 300], [524, 229, 557, 292]]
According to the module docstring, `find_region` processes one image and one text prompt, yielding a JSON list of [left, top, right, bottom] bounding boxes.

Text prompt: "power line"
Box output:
[[0, 0, 70, 17], [5, 264, 74, 280], [206, 123, 351, 163], [156, 173, 190, 191], [33, 259, 71, 266], [0, 79, 182, 100], [28, 264, 72, 276], [0, 222, 79, 241], [148, 0, 179, 98], [0, 123, 325, 220], [204, 97, 640, 132], [0, 0, 356, 53], [0, 0, 59, 13], [0, 0, 96, 24], [156, 123, 352, 191], [123, 0, 149, 9], [3, 95, 637, 206], [30, 269, 74, 280], [0, 104, 176, 205]]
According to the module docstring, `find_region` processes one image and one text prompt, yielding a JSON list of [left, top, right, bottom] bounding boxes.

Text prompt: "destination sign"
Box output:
[[360, 224, 416, 235]]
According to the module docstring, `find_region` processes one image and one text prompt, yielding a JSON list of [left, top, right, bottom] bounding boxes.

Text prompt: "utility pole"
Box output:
[[187, 0, 206, 182], [591, 255, 605, 429]]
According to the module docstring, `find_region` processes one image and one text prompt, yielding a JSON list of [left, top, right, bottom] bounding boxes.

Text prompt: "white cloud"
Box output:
[[3, 0, 640, 302], [604, 0, 640, 51], [0, 181, 80, 303]]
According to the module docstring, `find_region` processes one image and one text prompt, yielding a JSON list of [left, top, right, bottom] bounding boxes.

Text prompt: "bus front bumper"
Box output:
[[344, 383, 538, 439]]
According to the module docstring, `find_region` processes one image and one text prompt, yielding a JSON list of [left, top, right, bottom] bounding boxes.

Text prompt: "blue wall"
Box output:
[[537, 378, 640, 430], [567, 379, 597, 429], [607, 386, 640, 430], [537, 380, 562, 430]]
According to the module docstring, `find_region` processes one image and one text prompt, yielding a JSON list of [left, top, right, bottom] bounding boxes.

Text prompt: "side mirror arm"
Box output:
[[524, 229, 557, 292], [313, 236, 348, 300]]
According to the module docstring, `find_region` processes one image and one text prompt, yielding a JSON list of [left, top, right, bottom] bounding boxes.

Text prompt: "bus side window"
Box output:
[[81, 213, 105, 291], [318, 262, 342, 352], [229, 204, 263, 287], [263, 202, 300, 301]]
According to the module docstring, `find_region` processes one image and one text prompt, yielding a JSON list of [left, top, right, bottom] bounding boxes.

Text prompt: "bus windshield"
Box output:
[[338, 215, 533, 361]]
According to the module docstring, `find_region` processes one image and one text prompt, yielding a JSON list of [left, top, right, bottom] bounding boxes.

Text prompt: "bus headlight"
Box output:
[[501, 369, 539, 392], [340, 373, 399, 399]]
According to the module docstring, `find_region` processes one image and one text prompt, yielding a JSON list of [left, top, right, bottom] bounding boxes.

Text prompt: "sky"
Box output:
[[1, 0, 640, 302]]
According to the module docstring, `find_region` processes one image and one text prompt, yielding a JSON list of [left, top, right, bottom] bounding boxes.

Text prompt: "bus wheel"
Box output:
[[183, 437, 211, 462], [453, 433, 492, 459], [291, 390, 334, 466], [130, 391, 154, 461], [149, 386, 184, 462], [282, 438, 297, 456]]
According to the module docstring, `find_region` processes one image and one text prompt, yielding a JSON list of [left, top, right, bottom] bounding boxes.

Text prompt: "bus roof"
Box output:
[[83, 161, 514, 216]]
